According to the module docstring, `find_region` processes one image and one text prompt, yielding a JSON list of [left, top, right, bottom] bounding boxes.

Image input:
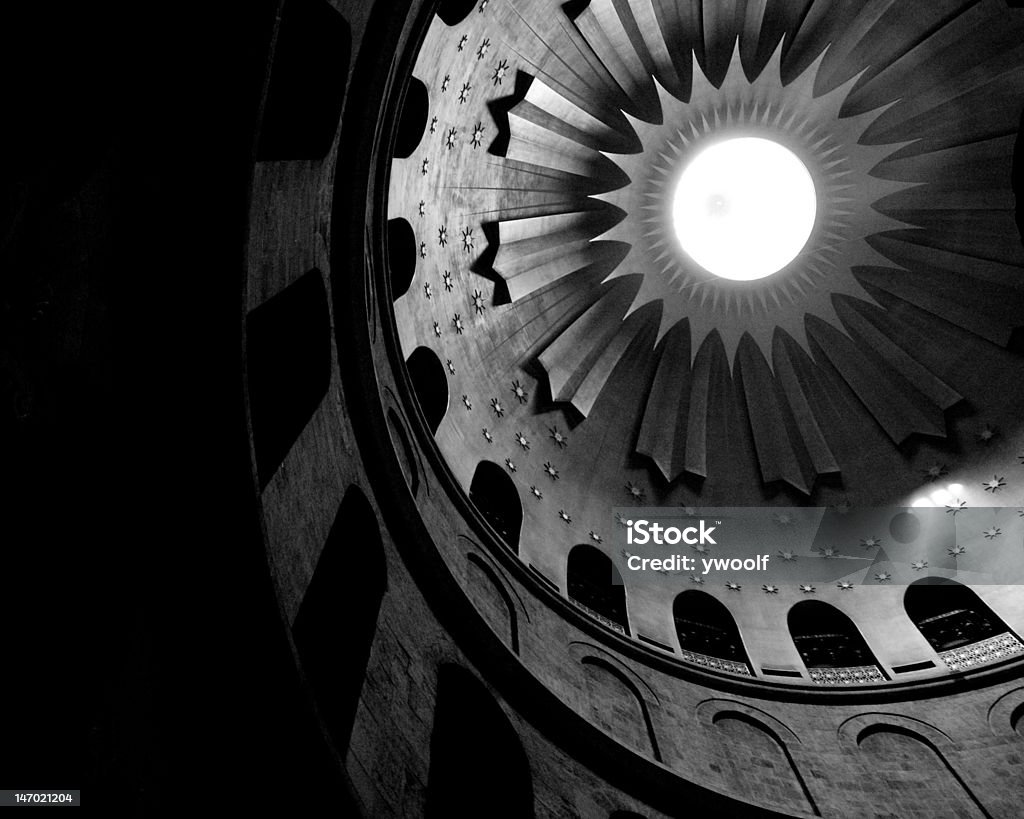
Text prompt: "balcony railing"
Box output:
[[808, 665, 886, 685], [678, 649, 752, 677], [570, 598, 627, 635], [939, 632, 1024, 672]]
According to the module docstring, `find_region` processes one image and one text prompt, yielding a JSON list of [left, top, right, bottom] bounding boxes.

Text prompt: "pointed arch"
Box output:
[[567, 544, 629, 635], [468, 461, 522, 551]]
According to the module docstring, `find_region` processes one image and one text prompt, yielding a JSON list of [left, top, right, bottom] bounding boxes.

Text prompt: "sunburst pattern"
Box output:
[[390, 0, 1024, 509]]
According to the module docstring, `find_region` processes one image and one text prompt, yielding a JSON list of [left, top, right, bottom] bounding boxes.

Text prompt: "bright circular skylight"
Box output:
[[671, 137, 817, 281]]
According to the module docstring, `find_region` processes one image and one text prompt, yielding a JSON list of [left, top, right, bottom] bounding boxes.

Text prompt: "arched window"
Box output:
[[246, 268, 331, 488], [567, 544, 629, 635], [394, 77, 428, 159], [405, 347, 448, 434], [292, 486, 386, 753], [427, 665, 534, 818], [673, 591, 750, 672], [436, 0, 478, 26], [469, 461, 522, 551], [386, 218, 416, 300], [905, 578, 1012, 653], [788, 601, 882, 675]]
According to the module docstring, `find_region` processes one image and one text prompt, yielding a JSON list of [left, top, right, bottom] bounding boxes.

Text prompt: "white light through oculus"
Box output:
[[671, 137, 817, 281]]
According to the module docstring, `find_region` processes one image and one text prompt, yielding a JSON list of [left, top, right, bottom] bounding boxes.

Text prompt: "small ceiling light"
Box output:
[[672, 138, 816, 281]]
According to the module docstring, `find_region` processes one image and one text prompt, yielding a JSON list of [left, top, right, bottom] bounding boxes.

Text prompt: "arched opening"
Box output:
[[567, 544, 629, 635], [427, 665, 534, 818], [673, 591, 751, 672], [405, 346, 448, 434], [257, 0, 351, 160], [580, 657, 660, 760], [394, 77, 429, 159], [469, 461, 522, 551], [1012, 703, 1024, 739], [436, 0, 478, 26], [292, 486, 386, 753], [386, 218, 416, 300], [246, 268, 331, 488], [905, 578, 1014, 653], [857, 726, 987, 818], [712, 713, 819, 816], [788, 601, 882, 676]]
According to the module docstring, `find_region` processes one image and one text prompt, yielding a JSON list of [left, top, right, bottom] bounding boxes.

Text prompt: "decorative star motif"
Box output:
[[417, 200, 426, 216], [983, 527, 1002, 540], [983, 476, 1006, 493], [625, 481, 645, 501], [419, 241, 427, 258], [725, 582, 742, 592], [771, 512, 794, 526], [589, 530, 602, 543], [510, 379, 528, 403], [778, 550, 796, 561], [489, 397, 504, 416], [481, 427, 493, 442], [462, 395, 472, 410], [446, 359, 456, 375], [452, 313, 464, 334], [461, 226, 475, 252], [948, 545, 967, 557], [424, 282, 433, 299], [693, 543, 711, 554], [433, 321, 442, 338], [472, 289, 486, 313], [543, 462, 559, 480], [492, 58, 509, 86], [549, 427, 568, 448], [689, 575, 704, 584], [476, 38, 491, 60], [444, 127, 457, 150], [976, 424, 998, 444], [911, 560, 928, 571], [945, 499, 967, 516], [816, 546, 841, 559], [458, 82, 472, 104], [514, 432, 529, 450], [420, 158, 429, 176], [457, 34, 468, 52], [558, 509, 572, 524], [428, 117, 438, 134], [530, 485, 543, 499], [860, 537, 881, 549], [505, 458, 516, 473], [615, 512, 628, 526], [923, 464, 948, 481], [440, 75, 450, 92], [874, 572, 892, 582], [799, 584, 816, 593], [471, 122, 485, 149], [837, 581, 855, 591], [442, 270, 453, 291], [438, 225, 448, 246], [762, 584, 778, 594]]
